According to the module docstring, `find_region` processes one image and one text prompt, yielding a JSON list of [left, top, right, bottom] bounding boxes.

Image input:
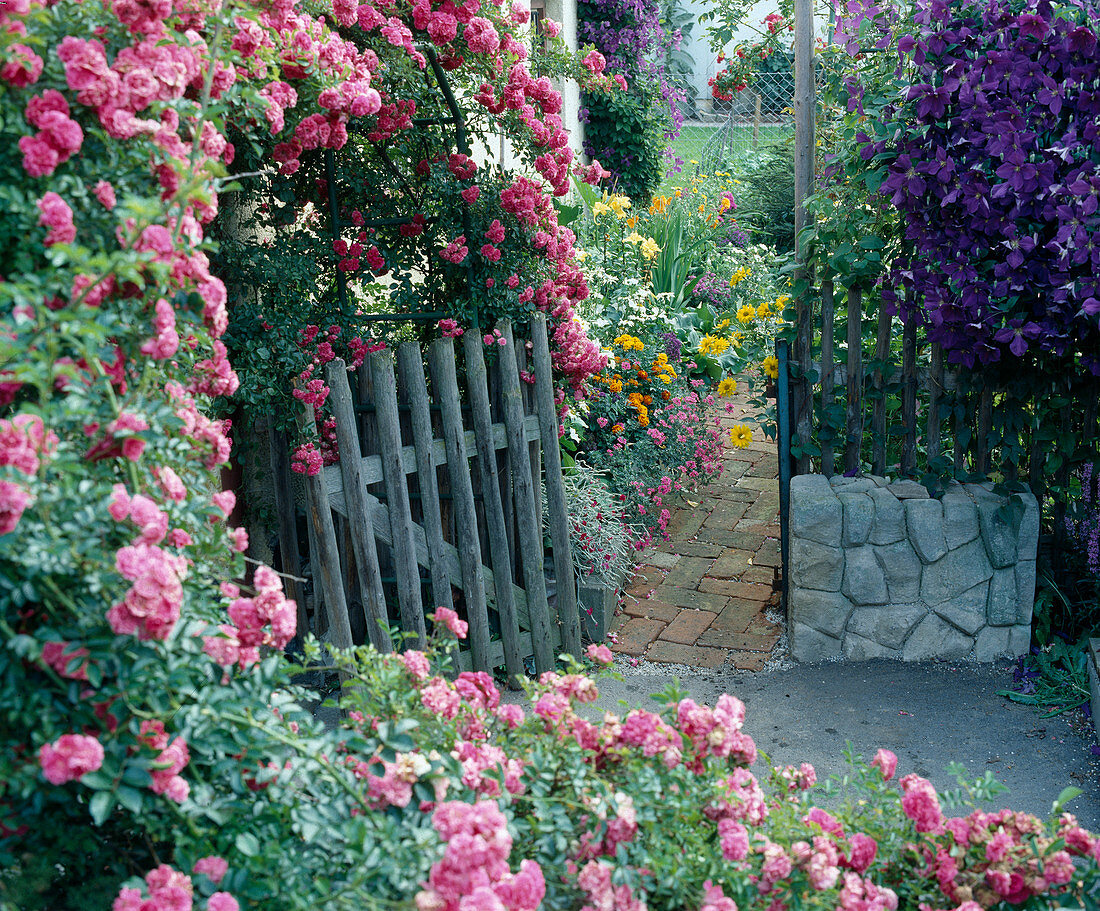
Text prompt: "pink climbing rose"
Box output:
[[39, 733, 104, 784]]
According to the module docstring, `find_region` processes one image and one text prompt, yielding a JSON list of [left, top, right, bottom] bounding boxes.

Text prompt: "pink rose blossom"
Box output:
[[39, 733, 104, 784], [36, 192, 76, 246], [433, 606, 468, 639], [193, 856, 229, 883], [870, 748, 897, 780]]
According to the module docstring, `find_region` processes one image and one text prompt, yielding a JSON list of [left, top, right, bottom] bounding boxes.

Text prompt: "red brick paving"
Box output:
[[609, 391, 783, 670]]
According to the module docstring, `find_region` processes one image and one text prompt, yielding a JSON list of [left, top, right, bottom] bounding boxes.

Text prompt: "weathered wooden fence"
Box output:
[[273, 313, 581, 679], [785, 279, 1100, 493]]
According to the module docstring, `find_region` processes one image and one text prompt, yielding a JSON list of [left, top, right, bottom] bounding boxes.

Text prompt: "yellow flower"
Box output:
[[698, 203, 706, 214], [593, 201, 611, 218], [728, 266, 751, 288], [757, 301, 771, 318], [717, 377, 737, 397], [625, 232, 644, 245], [736, 305, 756, 324], [763, 355, 779, 380], [575, 249, 588, 262], [659, 373, 672, 384], [609, 194, 631, 217], [698, 334, 731, 357], [674, 189, 682, 198], [716, 318, 730, 330], [612, 423, 624, 434], [609, 379, 623, 394], [640, 237, 660, 260], [649, 195, 671, 215], [730, 425, 753, 448]]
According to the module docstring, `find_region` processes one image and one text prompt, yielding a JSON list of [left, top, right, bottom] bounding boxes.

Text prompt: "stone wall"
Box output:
[[789, 475, 1038, 663]]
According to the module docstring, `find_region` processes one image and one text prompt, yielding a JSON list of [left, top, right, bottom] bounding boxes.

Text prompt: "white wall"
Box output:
[[678, 0, 830, 117]]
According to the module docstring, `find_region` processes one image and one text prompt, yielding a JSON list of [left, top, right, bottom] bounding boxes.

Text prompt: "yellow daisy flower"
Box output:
[[763, 355, 779, 380], [717, 377, 737, 397], [736, 305, 756, 324], [730, 425, 753, 448]]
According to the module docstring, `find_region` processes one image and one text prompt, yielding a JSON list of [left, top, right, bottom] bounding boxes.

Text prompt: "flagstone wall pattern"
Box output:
[[788, 474, 1038, 663]]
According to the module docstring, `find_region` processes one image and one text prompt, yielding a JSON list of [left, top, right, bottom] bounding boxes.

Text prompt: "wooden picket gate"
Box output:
[[288, 314, 580, 679]]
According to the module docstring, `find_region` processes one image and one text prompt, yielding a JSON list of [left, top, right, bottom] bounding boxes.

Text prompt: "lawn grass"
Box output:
[[657, 121, 794, 198]]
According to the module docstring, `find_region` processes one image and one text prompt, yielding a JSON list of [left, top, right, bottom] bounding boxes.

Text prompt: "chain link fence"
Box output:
[[663, 71, 794, 183]]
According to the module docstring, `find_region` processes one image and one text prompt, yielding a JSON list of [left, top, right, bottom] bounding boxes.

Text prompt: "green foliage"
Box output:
[[583, 76, 668, 202], [734, 142, 796, 253]]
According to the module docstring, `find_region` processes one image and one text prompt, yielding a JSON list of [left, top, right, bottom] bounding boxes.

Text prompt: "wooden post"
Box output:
[[927, 343, 944, 465], [870, 306, 890, 476], [498, 321, 557, 671], [819, 280, 835, 478], [900, 316, 918, 477], [975, 384, 993, 477], [844, 286, 864, 474], [370, 349, 426, 648], [297, 406, 354, 652], [531, 314, 582, 657], [268, 425, 308, 639], [792, 0, 815, 477], [428, 339, 492, 672], [324, 359, 393, 652], [396, 342, 455, 617], [461, 331, 525, 683]]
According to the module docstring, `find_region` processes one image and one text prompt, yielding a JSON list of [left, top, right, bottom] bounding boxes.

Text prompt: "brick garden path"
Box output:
[[610, 386, 784, 670]]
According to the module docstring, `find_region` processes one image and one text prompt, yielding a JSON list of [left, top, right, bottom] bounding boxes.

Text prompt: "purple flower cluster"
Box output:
[[691, 271, 735, 311], [863, 0, 1100, 373], [661, 331, 682, 362]]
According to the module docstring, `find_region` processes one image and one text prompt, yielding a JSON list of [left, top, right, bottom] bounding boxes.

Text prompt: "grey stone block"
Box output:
[[974, 626, 1013, 662], [789, 588, 853, 639], [842, 546, 889, 605], [902, 614, 974, 661], [790, 622, 843, 663], [1007, 624, 1031, 656], [791, 474, 842, 546], [847, 606, 925, 650], [942, 483, 980, 548], [839, 492, 874, 547], [973, 487, 1019, 569], [887, 479, 930, 499], [987, 568, 1018, 627], [830, 476, 876, 493], [874, 541, 922, 603], [868, 487, 906, 545], [920, 538, 993, 605], [1015, 560, 1036, 626], [791, 537, 844, 592], [844, 632, 901, 660], [933, 581, 990, 635], [906, 498, 948, 564], [1089, 640, 1100, 742], [1017, 491, 1039, 561]]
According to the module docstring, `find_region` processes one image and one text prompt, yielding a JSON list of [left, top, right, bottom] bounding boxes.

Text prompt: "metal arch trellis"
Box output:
[[321, 44, 475, 326]]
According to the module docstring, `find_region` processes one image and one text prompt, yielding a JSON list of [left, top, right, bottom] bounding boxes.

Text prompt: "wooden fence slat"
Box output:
[[428, 339, 493, 671], [461, 331, 525, 683], [396, 343, 455, 617], [819, 280, 835, 478], [901, 315, 918, 477], [927, 343, 944, 464], [268, 426, 308, 639], [975, 385, 993, 477], [953, 392, 967, 474], [370, 350, 427, 648], [298, 405, 354, 652], [322, 417, 541, 498], [844, 286, 863, 474], [517, 339, 543, 571], [531, 314, 582, 656], [793, 290, 813, 475], [325, 359, 393, 652], [870, 305, 891, 475], [498, 320, 557, 671]]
